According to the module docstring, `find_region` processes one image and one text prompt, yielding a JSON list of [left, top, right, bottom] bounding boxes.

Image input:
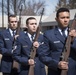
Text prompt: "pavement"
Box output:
[[0, 73, 2, 75], [0, 54, 2, 75]]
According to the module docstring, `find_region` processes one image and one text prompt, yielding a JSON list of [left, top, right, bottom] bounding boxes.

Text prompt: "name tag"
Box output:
[[54, 41, 60, 43], [4, 38, 10, 40], [22, 45, 28, 48]]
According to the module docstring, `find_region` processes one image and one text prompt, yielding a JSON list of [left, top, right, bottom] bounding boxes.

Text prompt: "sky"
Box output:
[[26, 0, 58, 15], [44, 0, 58, 15], [0, 0, 58, 15]]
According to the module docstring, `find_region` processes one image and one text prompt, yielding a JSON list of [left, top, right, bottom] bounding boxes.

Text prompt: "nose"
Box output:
[[64, 18, 68, 22], [33, 23, 37, 27], [33, 25, 36, 28]]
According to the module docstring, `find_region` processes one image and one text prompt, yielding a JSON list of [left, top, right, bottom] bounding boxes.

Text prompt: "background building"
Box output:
[[41, 9, 76, 31], [0, 9, 76, 32]]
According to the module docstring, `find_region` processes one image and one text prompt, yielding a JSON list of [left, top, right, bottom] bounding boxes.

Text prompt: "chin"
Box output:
[[64, 25, 68, 27], [33, 30, 36, 32]]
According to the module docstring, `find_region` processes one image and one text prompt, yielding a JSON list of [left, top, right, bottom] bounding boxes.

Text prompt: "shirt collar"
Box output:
[[58, 27, 68, 36], [26, 32, 35, 42], [9, 28, 16, 36]]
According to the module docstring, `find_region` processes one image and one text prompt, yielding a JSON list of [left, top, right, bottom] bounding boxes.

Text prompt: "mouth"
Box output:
[[33, 29, 36, 30], [64, 23, 68, 25]]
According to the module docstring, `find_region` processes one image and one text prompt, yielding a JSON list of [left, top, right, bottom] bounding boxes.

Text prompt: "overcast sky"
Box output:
[[25, 0, 58, 15], [44, 0, 58, 15], [0, 0, 58, 15]]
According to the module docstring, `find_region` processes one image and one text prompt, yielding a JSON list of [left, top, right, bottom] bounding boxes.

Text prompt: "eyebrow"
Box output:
[[30, 23, 37, 24], [10, 21, 17, 23]]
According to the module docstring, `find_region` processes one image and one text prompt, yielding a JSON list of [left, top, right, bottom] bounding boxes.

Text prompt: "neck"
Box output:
[[58, 26, 67, 30], [30, 32, 35, 36], [27, 31, 35, 36]]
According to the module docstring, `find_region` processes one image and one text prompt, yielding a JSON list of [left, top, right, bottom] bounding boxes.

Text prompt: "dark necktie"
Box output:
[[31, 35, 34, 42], [62, 30, 66, 39], [12, 31, 15, 37]]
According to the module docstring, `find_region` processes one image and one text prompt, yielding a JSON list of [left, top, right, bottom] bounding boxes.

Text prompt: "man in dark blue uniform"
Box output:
[[0, 15, 20, 75], [38, 8, 76, 75], [13, 17, 46, 75]]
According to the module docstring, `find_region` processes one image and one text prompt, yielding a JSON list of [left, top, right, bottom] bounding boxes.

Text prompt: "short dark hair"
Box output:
[[26, 17, 36, 25], [56, 8, 70, 18], [8, 14, 17, 22]]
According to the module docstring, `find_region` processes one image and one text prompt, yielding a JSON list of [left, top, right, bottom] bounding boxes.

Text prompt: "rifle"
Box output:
[[28, 8, 44, 75], [60, 13, 76, 75], [12, 5, 23, 69]]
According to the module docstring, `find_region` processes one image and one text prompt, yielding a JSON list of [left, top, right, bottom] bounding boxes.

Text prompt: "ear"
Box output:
[[55, 17, 57, 21]]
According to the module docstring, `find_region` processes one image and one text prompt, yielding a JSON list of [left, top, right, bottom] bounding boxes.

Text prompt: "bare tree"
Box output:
[[0, 0, 24, 15], [68, 0, 76, 9], [55, 0, 76, 11], [0, 0, 46, 15], [22, 0, 46, 15], [55, 0, 68, 11]]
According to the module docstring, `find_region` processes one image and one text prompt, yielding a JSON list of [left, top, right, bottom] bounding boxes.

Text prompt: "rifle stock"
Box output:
[[60, 13, 76, 75], [61, 70, 68, 75], [12, 5, 22, 69], [28, 8, 44, 75], [28, 65, 34, 75]]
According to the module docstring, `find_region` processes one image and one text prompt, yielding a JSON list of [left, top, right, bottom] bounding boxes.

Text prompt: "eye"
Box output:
[[35, 23, 37, 25]]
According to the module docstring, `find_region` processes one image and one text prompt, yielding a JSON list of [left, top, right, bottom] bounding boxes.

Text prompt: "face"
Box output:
[[26, 19, 38, 34], [56, 12, 70, 29], [9, 17, 18, 30]]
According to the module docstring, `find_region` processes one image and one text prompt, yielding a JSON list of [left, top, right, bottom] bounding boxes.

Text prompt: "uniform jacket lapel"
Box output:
[[24, 33, 32, 46], [6, 29, 14, 42], [54, 28, 66, 44]]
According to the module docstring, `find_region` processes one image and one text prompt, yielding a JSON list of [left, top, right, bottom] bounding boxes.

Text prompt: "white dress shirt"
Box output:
[[9, 28, 16, 37], [27, 32, 35, 42], [58, 27, 68, 37]]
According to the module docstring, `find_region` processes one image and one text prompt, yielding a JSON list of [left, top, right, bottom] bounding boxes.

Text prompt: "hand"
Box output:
[[69, 29, 76, 37], [58, 61, 68, 70], [28, 59, 35, 66], [14, 35, 19, 39], [33, 41, 39, 48]]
